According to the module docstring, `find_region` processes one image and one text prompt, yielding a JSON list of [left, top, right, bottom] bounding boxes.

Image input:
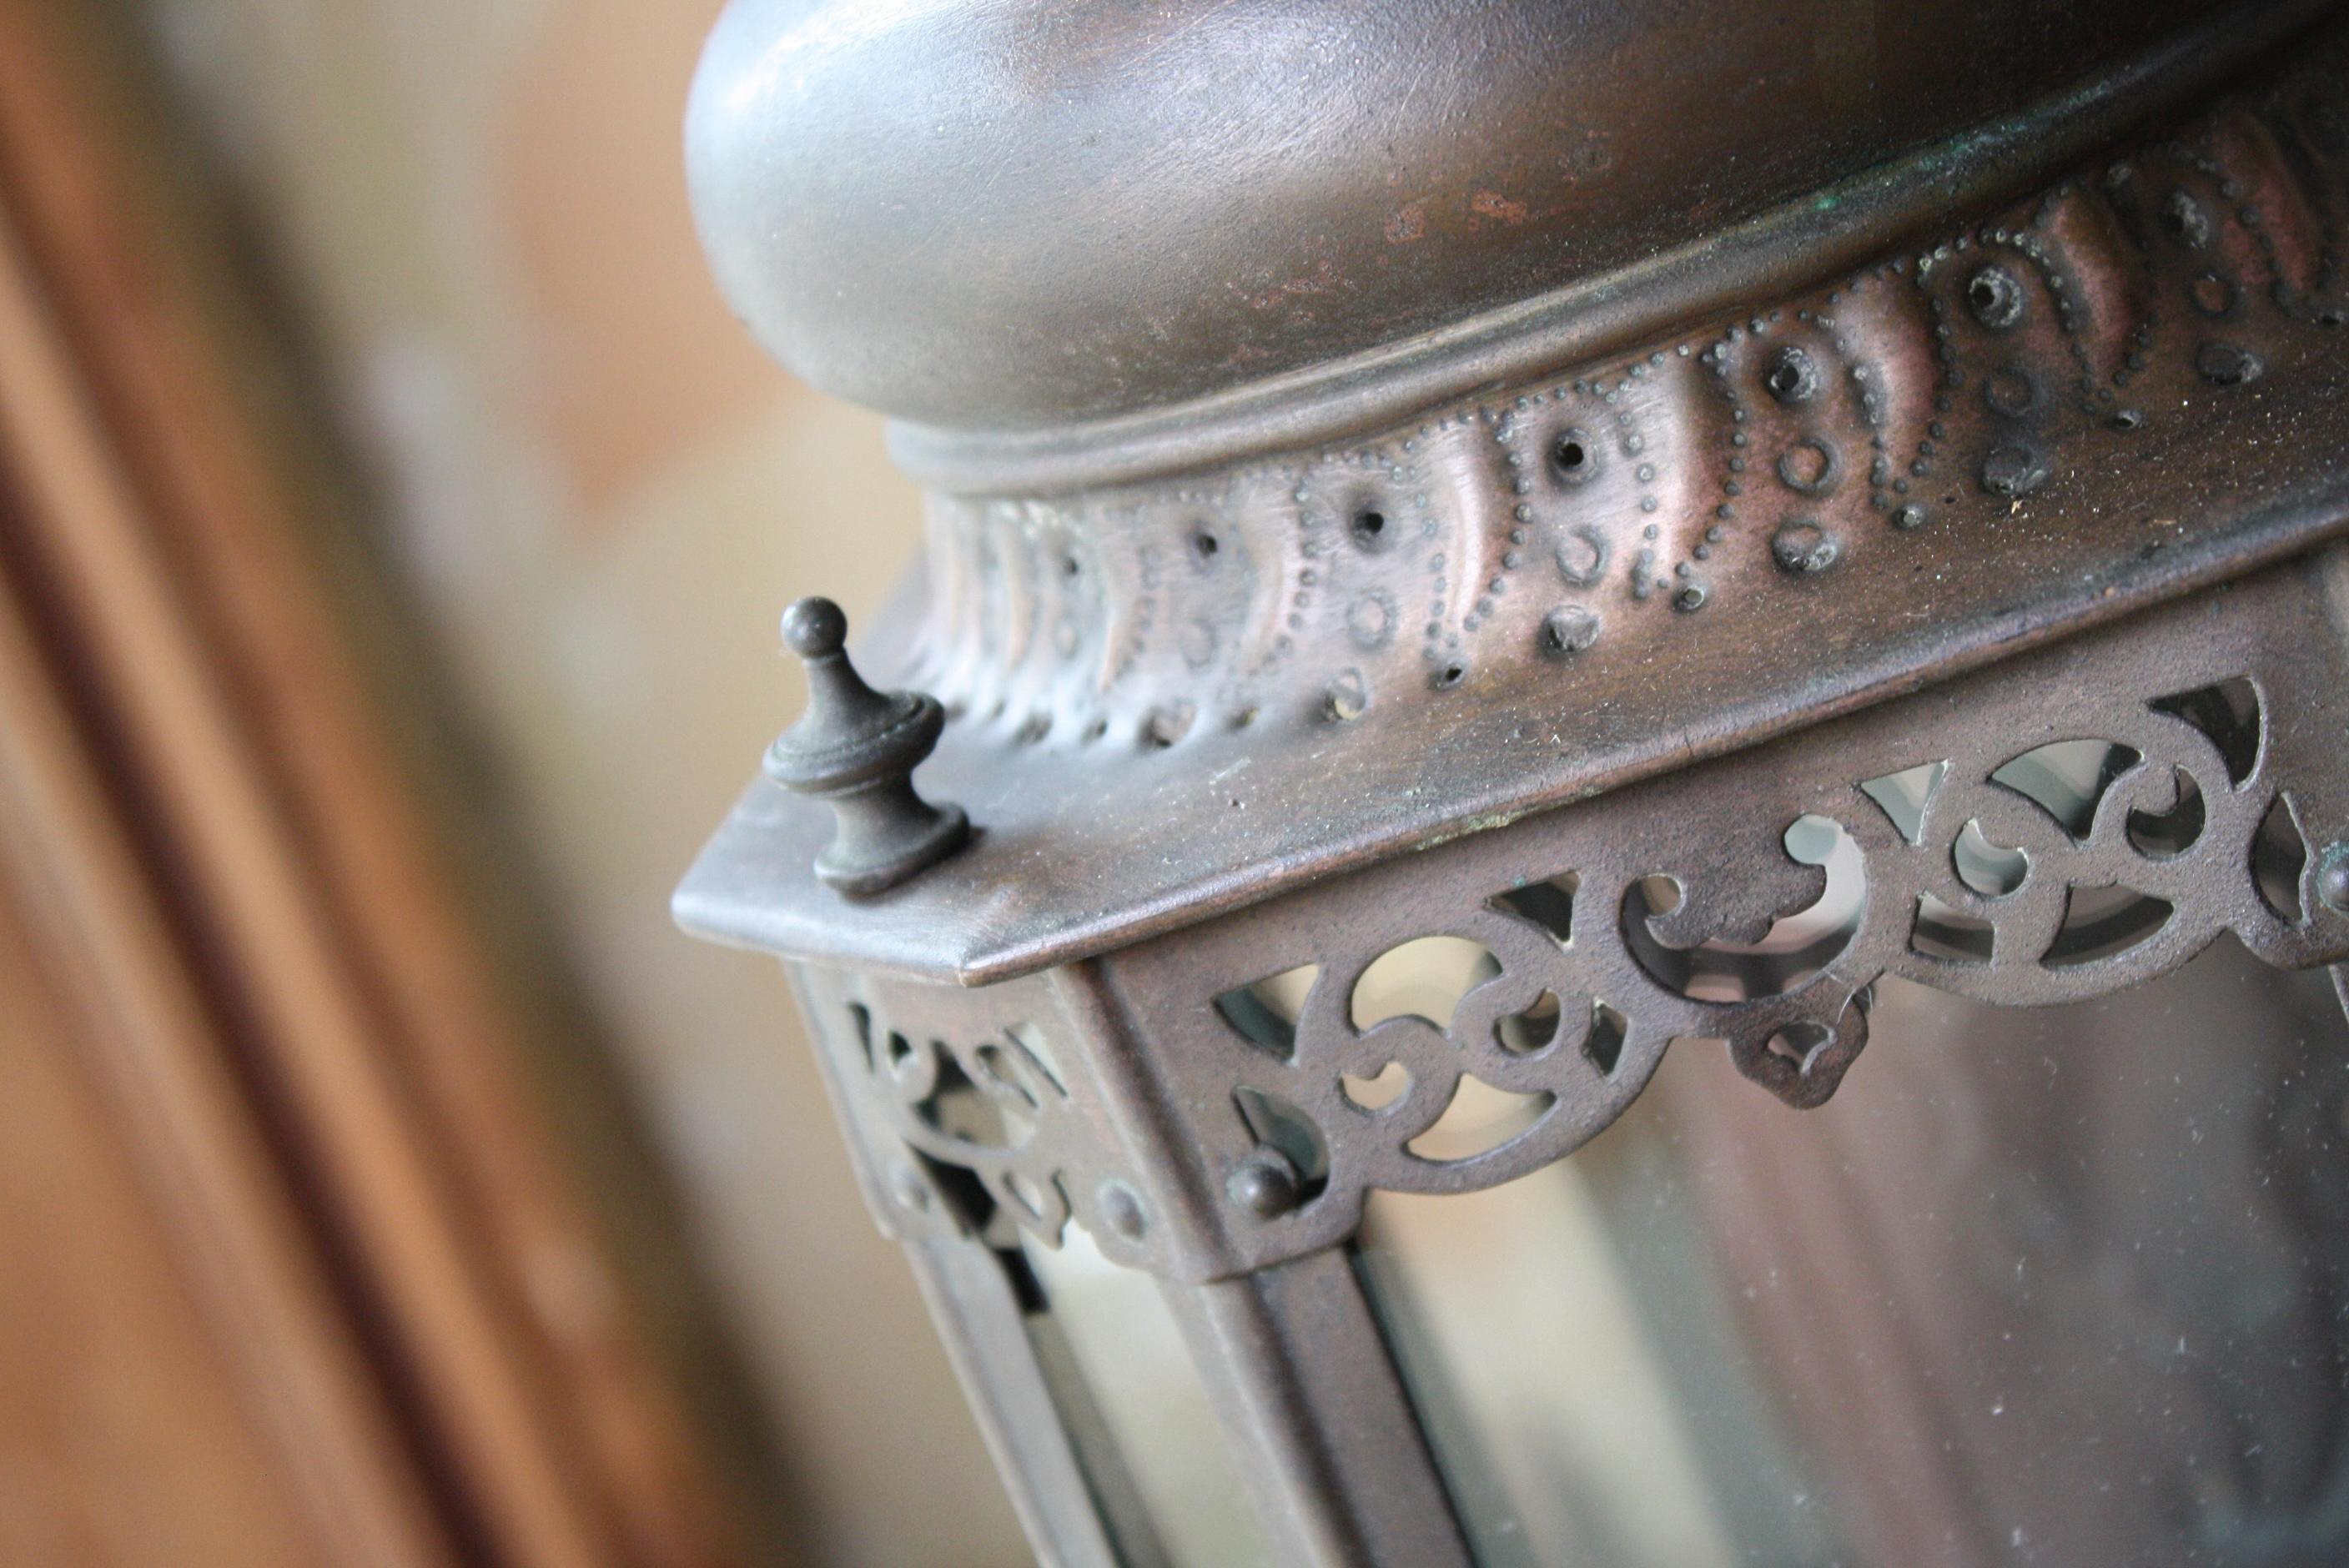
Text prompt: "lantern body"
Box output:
[[675, 5, 2349, 1562]]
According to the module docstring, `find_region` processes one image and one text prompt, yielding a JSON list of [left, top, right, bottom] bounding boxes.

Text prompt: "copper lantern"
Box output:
[[675, 3, 2349, 1561]]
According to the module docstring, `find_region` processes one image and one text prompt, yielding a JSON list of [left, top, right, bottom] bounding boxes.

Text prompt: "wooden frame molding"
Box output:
[[0, 3, 760, 1563]]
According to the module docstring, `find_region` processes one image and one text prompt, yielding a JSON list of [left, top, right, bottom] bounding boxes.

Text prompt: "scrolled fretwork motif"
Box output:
[[789, 960, 1215, 1279], [1104, 560, 2349, 1276], [793, 560, 2349, 1284], [847, 1000, 1079, 1246], [788, 964, 1104, 1253]]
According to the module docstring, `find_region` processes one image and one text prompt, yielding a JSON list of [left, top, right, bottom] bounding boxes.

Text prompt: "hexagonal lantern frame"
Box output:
[[677, 13, 2349, 1565]]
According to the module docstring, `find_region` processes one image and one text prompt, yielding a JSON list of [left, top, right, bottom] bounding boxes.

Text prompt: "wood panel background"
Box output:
[[0, 2, 767, 1560]]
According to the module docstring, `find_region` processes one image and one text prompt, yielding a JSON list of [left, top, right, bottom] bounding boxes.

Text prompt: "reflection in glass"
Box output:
[[1019, 1225, 1274, 1568], [1360, 940, 2349, 1565]]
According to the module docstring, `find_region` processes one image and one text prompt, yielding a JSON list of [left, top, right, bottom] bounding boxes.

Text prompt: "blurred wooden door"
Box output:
[[0, 3, 761, 1564], [0, 866, 327, 1568]]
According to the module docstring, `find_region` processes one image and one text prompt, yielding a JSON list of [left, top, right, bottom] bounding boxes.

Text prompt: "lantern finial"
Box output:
[[764, 596, 968, 897]]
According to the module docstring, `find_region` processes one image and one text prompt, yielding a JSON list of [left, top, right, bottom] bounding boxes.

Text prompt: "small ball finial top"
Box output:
[[764, 594, 968, 897], [782, 596, 848, 660]]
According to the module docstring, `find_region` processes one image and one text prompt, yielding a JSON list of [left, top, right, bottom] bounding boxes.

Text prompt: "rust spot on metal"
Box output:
[[1468, 189, 1529, 225]]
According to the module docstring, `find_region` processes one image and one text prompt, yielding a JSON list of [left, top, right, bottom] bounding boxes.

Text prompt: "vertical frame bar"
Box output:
[[1159, 1248, 1472, 1568], [901, 1239, 1125, 1568]]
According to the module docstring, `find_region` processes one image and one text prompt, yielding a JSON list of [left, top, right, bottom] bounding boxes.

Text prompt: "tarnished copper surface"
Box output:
[[677, 27, 2349, 982], [675, 8, 2349, 1565], [790, 555, 2349, 1283], [687, 0, 2277, 435]]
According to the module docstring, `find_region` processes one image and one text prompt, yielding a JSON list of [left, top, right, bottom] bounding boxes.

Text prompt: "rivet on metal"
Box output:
[[1227, 1153, 1302, 1220], [891, 1162, 933, 1214], [2317, 842, 2349, 915], [1098, 1179, 1149, 1241], [764, 596, 969, 897]]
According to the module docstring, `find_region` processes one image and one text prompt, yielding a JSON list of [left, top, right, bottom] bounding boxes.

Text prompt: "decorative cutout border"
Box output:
[[796, 559, 2349, 1284]]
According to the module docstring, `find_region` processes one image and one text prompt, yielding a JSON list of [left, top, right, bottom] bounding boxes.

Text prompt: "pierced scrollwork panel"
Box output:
[[787, 960, 1233, 1279], [787, 963, 1077, 1253], [786, 557, 2349, 1284], [1105, 554, 2349, 1279]]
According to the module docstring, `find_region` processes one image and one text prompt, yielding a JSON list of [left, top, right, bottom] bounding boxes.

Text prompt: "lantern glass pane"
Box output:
[[1019, 1225, 1275, 1568], [1358, 938, 2349, 1565]]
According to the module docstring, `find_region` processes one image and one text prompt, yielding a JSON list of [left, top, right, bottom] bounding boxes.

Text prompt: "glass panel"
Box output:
[[1019, 1226, 1275, 1568], [1359, 939, 2349, 1565]]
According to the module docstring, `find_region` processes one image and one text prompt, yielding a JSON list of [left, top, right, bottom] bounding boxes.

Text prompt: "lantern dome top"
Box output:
[[676, 2, 2349, 985], [688, 0, 2232, 461]]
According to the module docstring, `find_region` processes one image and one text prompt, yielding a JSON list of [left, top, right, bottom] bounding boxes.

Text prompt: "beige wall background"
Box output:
[[143, 2, 1024, 1562]]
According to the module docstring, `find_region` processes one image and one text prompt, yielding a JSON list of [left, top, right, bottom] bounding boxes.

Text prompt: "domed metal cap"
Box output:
[[676, 0, 2349, 988], [687, 0, 2232, 445]]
